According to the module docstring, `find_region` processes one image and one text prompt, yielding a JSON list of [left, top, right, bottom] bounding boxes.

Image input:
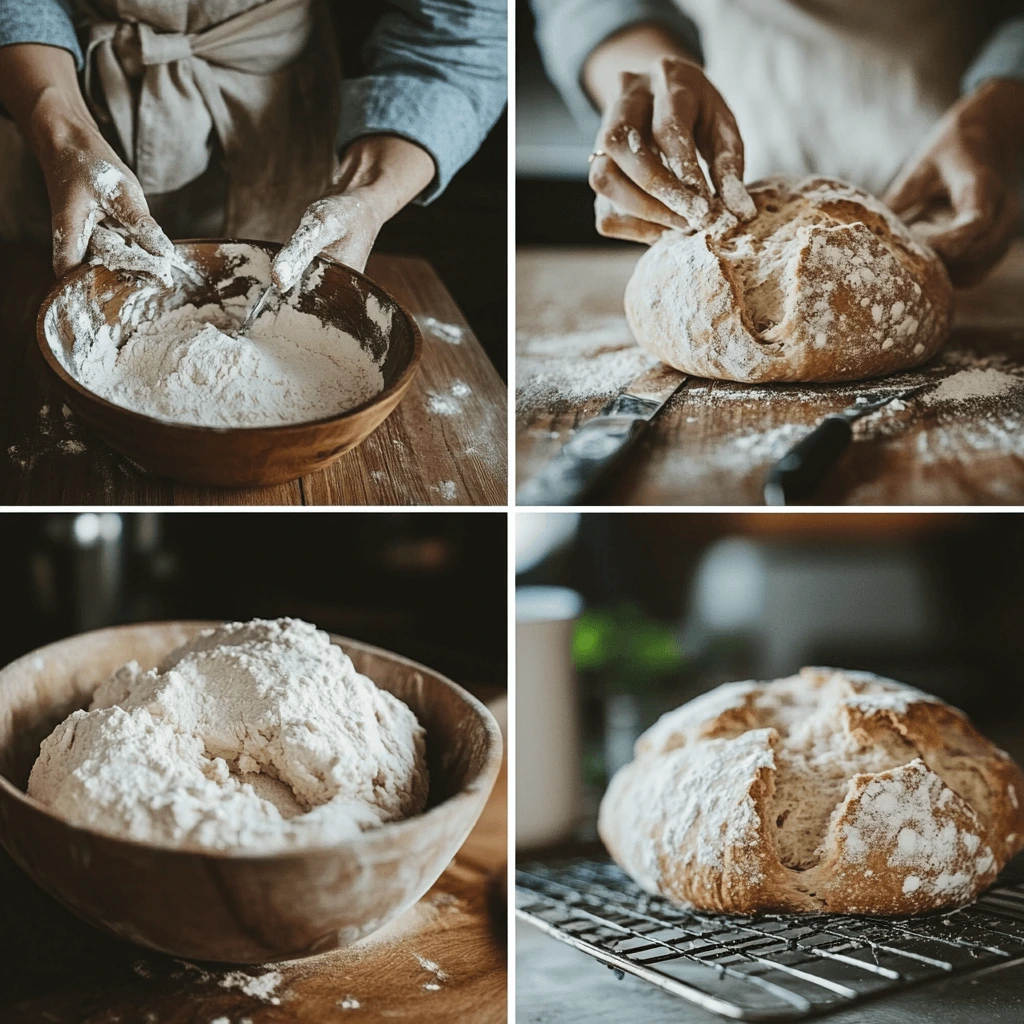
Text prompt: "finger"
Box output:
[[934, 190, 1019, 286], [918, 163, 1003, 263], [600, 74, 711, 227], [698, 103, 756, 221], [105, 185, 173, 258], [52, 198, 100, 277], [589, 154, 692, 231], [88, 224, 175, 286], [594, 195, 666, 244], [884, 158, 940, 217], [648, 59, 712, 205], [273, 200, 339, 291]]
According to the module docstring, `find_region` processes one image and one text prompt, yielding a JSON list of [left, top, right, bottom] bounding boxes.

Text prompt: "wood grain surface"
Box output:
[[0, 694, 507, 1024], [1, 255, 507, 506], [516, 240, 1024, 506]]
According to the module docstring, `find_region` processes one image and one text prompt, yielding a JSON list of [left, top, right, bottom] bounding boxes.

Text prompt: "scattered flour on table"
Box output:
[[435, 480, 457, 501], [921, 368, 1020, 407], [219, 969, 283, 1003], [27, 618, 428, 851], [516, 317, 659, 413], [418, 316, 463, 344], [50, 244, 385, 428], [339, 997, 361, 1009], [427, 380, 471, 416]]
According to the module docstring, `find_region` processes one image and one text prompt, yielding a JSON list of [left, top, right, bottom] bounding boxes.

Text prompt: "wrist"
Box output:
[[966, 78, 1024, 137], [335, 134, 436, 217], [28, 85, 99, 161]]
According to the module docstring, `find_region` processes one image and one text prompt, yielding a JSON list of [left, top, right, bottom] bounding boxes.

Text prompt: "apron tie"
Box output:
[[85, 0, 313, 194]]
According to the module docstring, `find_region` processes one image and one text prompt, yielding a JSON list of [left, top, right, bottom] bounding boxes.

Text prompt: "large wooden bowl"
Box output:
[[36, 241, 423, 487], [0, 623, 501, 963]]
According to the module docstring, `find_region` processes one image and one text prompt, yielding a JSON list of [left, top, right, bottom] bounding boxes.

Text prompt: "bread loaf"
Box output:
[[598, 667, 1024, 915], [624, 177, 953, 383]]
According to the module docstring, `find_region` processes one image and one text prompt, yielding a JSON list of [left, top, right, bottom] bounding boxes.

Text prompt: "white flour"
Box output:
[[921, 368, 1021, 406], [53, 244, 385, 428], [28, 618, 429, 851]]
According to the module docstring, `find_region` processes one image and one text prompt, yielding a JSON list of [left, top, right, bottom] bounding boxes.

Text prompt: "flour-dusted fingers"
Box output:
[[51, 193, 100, 276], [594, 194, 667, 244], [91, 160, 172, 259], [589, 154, 692, 232], [648, 58, 712, 204], [699, 102, 756, 221], [88, 224, 175, 287], [598, 73, 711, 227]]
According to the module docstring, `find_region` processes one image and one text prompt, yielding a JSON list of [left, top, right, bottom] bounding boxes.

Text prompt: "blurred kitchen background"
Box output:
[[517, 6, 603, 245], [0, 512, 507, 692], [516, 511, 1024, 849]]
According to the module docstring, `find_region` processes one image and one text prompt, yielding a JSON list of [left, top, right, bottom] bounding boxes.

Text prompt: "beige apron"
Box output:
[[674, 0, 988, 195], [0, 0, 340, 247]]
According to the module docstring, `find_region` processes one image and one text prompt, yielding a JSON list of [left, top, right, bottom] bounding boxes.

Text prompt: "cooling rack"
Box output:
[[516, 857, 1024, 1021]]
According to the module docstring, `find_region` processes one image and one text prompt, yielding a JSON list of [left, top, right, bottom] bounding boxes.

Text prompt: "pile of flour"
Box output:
[[27, 618, 429, 851], [61, 245, 385, 428]]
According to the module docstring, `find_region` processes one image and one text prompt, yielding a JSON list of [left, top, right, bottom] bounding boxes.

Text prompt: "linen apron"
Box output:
[[0, 0, 340, 248], [674, 0, 989, 195]]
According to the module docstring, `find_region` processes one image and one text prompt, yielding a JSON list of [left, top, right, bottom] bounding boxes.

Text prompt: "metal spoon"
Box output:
[[235, 284, 276, 336]]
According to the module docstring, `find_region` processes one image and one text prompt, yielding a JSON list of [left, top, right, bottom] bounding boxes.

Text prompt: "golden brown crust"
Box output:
[[624, 176, 954, 384], [599, 668, 1024, 916]]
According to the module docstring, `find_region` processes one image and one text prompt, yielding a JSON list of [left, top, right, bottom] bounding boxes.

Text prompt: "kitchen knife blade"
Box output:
[[763, 383, 932, 506], [516, 363, 686, 506]]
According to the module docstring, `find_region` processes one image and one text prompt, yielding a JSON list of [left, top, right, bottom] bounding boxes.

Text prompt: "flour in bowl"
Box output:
[[27, 618, 429, 851], [57, 245, 385, 428]]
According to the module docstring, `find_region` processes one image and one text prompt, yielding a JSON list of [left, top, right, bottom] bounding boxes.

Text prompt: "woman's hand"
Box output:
[[885, 80, 1024, 287], [272, 134, 436, 291], [0, 45, 172, 277], [583, 25, 755, 244]]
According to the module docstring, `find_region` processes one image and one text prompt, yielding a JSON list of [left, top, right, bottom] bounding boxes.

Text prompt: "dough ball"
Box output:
[[624, 176, 953, 383]]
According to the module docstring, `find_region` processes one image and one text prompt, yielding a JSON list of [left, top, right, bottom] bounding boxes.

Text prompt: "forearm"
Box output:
[[584, 22, 699, 112], [335, 134, 436, 218], [0, 43, 95, 159]]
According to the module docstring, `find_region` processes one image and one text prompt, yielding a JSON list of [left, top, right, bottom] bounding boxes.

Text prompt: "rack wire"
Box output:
[[516, 857, 1024, 1021]]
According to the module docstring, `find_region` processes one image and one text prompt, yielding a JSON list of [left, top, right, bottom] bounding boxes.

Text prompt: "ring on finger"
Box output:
[[588, 150, 607, 164]]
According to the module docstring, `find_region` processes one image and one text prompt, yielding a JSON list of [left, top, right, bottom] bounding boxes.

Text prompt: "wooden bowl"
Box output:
[[36, 241, 423, 487], [0, 623, 502, 963]]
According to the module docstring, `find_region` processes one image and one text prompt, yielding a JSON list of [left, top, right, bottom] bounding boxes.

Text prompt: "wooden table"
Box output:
[[0, 697, 507, 1024], [1, 256, 507, 506], [517, 240, 1024, 505]]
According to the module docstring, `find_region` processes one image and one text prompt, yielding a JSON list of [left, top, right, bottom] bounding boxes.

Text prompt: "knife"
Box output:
[[763, 383, 932, 506], [516, 363, 687, 506]]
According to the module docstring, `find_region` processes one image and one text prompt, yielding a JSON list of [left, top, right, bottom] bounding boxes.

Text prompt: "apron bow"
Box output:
[[85, 0, 313, 194]]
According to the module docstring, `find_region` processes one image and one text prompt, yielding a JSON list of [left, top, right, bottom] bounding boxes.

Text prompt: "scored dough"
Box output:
[[624, 176, 953, 383]]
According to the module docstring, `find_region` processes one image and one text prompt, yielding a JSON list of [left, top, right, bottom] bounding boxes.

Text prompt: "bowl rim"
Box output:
[[35, 239, 424, 436], [0, 621, 503, 862]]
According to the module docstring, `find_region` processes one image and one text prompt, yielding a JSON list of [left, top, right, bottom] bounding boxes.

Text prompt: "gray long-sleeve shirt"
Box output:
[[0, 0, 507, 202], [531, 0, 1024, 125]]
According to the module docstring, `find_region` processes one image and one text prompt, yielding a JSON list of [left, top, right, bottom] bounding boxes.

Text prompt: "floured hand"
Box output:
[[273, 135, 436, 291], [885, 80, 1024, 287], [583, 26, 756, 245]]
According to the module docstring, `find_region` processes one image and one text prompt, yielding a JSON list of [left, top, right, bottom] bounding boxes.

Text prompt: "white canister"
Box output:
[[516, 586, 584, 849]]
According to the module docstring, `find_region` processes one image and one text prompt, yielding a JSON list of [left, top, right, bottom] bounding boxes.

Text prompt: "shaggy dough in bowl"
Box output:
[[624, 177, 953, 383], [599, 667, 1024, 915], [28, 618, 428, 851]]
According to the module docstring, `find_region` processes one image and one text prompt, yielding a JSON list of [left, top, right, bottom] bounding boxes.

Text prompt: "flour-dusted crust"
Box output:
[[624, 177, 954, 383], [598, 668, 1024, 915]]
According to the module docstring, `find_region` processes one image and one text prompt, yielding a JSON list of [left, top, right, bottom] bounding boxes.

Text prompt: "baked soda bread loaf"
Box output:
[[624, 176, 953, 383], [598, 667, 1024, 915]]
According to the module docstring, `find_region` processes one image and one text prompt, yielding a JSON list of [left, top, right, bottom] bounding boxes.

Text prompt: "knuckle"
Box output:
[[588, 160, 612, 192]]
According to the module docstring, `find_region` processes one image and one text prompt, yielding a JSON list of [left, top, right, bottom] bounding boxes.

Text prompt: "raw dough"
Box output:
[[27, 618, 429, 851], [624, 176, 953, 383], [599, 667, 1024, 914]]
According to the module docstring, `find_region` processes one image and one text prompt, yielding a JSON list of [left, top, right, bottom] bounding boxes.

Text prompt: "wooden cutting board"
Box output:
[[0, 255, 507, 506], [517, 240, 1024, 505], [0, 698, 507, 1023]]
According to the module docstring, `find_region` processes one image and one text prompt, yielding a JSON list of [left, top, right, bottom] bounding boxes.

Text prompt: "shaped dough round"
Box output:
[[624, 177, 953, 383]]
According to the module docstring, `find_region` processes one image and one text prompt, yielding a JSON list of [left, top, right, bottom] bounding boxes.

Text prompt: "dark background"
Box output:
[[0, 512, 507, 690]]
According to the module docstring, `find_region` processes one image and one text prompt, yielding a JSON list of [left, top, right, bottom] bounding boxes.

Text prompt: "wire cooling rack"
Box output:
[[516, 857, 1024, 1021]]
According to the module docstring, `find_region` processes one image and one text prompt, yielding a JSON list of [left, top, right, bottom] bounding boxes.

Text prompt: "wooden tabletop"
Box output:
[[1, 255, 507, 506], [0, 696, 507, 1024], [516, 240, 1024, 506]]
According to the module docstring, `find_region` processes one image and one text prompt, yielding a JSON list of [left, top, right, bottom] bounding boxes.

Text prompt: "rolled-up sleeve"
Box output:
[[338, 0, 507, 204], [532, 0, 701, 124], [0, 0, 82, 69], [962, 6, 1024, 93]]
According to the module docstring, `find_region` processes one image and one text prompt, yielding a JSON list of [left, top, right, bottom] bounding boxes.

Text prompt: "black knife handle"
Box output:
[[764, 416, 853, 505]]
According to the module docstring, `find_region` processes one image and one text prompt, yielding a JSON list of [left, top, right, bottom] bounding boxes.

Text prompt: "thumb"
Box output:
[[273, 202, 337, 291], [884, 159, 940, 218]]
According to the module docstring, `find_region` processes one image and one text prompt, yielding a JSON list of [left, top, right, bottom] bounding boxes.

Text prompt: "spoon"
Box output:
[[235, 284, 276, 337]]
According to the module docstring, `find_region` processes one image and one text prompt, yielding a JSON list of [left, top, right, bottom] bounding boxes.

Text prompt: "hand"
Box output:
[[885, 80, 1024, 287], [0, 44, 172, 278], [272, 134, 436, 291], [583, 27, 755, 244]]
